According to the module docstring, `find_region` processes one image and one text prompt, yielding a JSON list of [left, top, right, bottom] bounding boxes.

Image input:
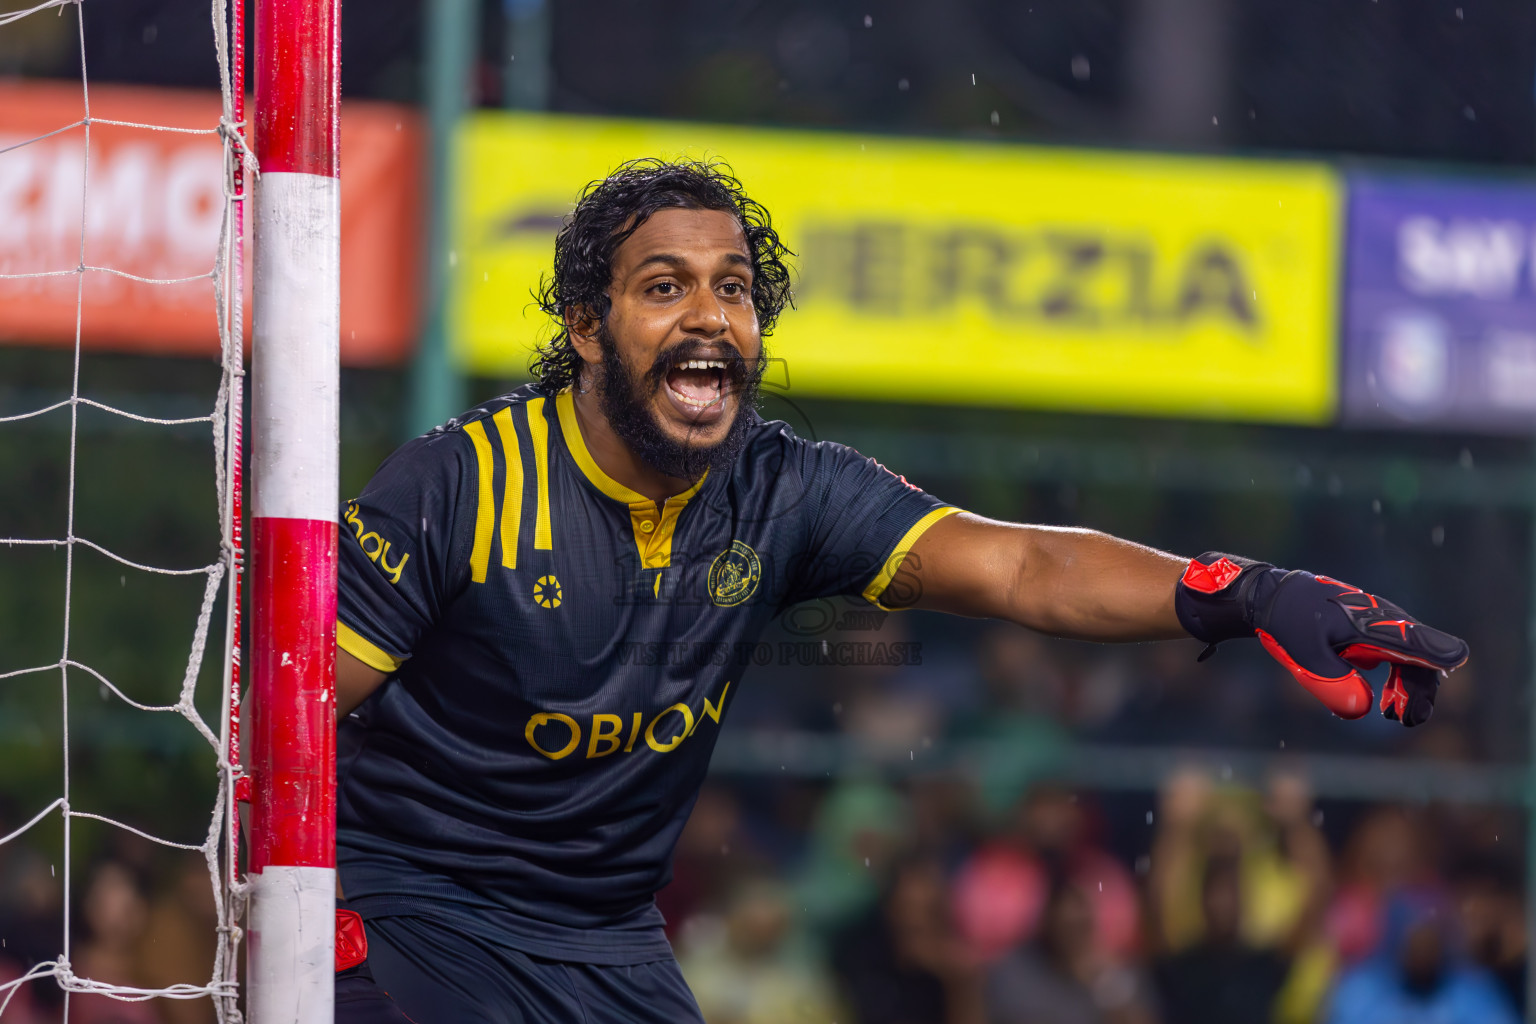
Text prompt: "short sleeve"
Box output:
[[784, 439, 958, 609], [336, 430, 476, 672]]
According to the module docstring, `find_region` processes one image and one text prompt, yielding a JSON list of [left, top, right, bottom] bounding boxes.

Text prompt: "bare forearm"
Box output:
[[907, 514, 1189, 641], [1006, 526, 1186, 641]]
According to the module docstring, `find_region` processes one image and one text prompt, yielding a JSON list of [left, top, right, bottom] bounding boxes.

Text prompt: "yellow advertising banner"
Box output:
[[454, 113, 1341, 422]]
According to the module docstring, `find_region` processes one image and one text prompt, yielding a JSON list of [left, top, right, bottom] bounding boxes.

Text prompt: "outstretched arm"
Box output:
[[897, 512, 1187, 641], [894, 511, 1468, 726]]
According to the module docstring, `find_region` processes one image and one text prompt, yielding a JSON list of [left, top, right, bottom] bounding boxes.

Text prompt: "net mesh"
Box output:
[[0, 0, 248, 1018]]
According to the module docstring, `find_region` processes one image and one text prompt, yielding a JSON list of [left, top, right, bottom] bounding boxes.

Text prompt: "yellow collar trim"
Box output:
[[554, 389, 708, 508]]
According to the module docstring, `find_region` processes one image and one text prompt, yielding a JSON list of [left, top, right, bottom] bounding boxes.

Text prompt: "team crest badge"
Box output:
[[708, 541, 761, 607], [534, 575, 562, 609]]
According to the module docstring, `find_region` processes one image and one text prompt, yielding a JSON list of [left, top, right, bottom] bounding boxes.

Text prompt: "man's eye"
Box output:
[[652, 282, 677, 296], [720, 282, 744, 296]]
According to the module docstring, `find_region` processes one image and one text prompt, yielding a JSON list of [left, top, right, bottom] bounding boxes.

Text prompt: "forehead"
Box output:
[[612, 207, 749, 272]]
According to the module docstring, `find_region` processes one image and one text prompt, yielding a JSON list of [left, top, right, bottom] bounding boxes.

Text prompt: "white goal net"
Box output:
[[0, 0, 247, 1018]]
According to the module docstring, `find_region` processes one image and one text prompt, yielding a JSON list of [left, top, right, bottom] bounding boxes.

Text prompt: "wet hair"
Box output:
[[532, 158, 794, 393]]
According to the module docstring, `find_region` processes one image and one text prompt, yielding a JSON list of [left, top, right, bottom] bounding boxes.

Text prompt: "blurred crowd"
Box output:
[[0, 621, 1521, 1023], [666, 618, 1526, 1024], [0, 839, 218, 1023], [667, 771, 1526, 1024]]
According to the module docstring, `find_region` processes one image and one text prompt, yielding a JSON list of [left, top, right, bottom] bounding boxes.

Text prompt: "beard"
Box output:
[[592, 323, 765, 481]]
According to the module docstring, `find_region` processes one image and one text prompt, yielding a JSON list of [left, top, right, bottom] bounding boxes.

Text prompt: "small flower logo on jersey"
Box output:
[[534, 575, 562, 609], [708, 541, 761, 607]]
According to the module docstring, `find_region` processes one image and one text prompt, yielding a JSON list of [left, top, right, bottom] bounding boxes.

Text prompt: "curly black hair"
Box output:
[[532, 158, 794, 393]]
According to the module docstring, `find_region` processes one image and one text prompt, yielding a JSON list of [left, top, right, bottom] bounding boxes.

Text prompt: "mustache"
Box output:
[[595, 327, 762, 480], [644, 341, 765, 394]]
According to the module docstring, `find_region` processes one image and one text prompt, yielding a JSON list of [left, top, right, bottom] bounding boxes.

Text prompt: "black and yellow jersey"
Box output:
[[335, 384, 955, 964]]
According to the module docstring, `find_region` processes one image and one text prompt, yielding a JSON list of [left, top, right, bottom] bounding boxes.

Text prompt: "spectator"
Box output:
[[136, 857, 221, 1024], [1327, 807, 1436, 964], [905, 770, 980, 871], [1146, 770, 1334, 1024], [69, 860, 158, 1024], [973, 626, 1072, 720], [658, 785, 767, 942], [794, 779, 909, 938], [986, 878, 1158, 1024], [0, 844, 62, 994], [952, 784, 1139, 963], [1325, 889, 1519, 1024], [1450, 858, 1526, 1016], [677, 878, 840, 1024], [1153, 856, 1291, 1024], [1083, 641, 1239, 748], [1148, 771, 1329, 951], [952, 627, 1071, 816], [832, 856, 985, 1024]]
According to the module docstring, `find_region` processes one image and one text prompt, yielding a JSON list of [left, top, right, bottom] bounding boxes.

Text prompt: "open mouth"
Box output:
[[664, 358, 731, 412]]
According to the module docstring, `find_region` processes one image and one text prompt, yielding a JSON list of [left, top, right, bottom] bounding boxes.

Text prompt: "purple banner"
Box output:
[[1344, 175, 1536, 433]]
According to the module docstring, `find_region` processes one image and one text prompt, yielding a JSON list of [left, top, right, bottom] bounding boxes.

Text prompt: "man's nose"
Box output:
[[679, 289, 729, 336]]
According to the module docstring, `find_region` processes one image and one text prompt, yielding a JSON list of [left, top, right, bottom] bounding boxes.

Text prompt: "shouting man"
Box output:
[[330, 159, 1467, 1022]]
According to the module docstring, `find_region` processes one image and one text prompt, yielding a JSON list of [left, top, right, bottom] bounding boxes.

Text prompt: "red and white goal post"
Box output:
[[246, 0, 341, 1020]]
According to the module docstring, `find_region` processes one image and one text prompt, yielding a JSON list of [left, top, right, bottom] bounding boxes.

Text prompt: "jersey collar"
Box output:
[[555, 389, 709, 571], [554, 389, 709, 507]]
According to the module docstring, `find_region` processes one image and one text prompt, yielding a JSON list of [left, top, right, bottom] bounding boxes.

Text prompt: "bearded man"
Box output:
[[329, 159, 1466, 1022]]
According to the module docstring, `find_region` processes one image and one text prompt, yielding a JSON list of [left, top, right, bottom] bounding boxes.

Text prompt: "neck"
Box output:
[[570, 385, 700, 503]]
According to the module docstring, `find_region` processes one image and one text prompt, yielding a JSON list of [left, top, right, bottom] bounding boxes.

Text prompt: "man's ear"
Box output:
[[566, 307, 602, 367]]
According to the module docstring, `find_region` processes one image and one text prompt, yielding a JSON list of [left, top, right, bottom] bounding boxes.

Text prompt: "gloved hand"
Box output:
[[1174, 553, 1468, 726]]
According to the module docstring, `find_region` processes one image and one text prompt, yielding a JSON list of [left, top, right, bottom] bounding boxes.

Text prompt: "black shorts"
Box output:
[[335, 912, 705, 1024]]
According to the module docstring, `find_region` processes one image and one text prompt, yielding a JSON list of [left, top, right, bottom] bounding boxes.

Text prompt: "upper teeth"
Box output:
[[679, 359, 727, 370]]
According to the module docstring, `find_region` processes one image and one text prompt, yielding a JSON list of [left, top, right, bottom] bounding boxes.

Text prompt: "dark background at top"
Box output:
[[9, 0, 1536, 166], [3, 0, 1531, 763]]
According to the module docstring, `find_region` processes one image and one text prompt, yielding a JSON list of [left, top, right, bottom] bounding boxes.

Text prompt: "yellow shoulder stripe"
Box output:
[[861, 506, 962, 610], [491, 406, 524, 569], [525, 397, 554, 550], [463, 420, 496, 583], [337, 620, 405, 673]]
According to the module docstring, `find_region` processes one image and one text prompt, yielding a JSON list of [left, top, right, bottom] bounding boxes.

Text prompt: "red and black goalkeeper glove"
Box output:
[[1174, 553, 1468, 726]]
